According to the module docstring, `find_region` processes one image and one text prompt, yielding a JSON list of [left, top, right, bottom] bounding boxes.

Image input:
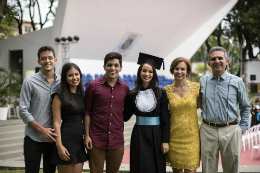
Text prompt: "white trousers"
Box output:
[[200, 123, 242, 173]]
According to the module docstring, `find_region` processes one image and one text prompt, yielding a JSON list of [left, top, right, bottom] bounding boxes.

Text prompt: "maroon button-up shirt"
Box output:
[[84, 75, 129, 149]]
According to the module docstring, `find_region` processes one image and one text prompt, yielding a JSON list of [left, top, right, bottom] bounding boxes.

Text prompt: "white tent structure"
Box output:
[[0, 0, 237, 79]]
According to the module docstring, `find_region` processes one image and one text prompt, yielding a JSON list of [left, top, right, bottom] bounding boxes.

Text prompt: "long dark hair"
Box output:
[[130, 63, 161, 99], [60, 63, 84, 111]]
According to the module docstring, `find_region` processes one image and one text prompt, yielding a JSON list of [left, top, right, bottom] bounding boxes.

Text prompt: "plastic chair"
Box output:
[[257, 124, 260, 144], [7, 104, 17, 118], [95, 74, 99, 79], [87, 75, 93, 82], [251, 144, 259, 160], [248, 116, 252, 129], [246, 127, 254, 149], [251, 126, 258, 146], [242, 130, 249, 151]]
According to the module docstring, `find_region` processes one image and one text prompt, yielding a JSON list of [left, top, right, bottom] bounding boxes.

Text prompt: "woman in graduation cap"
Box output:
[[123, 53, 170, 173]]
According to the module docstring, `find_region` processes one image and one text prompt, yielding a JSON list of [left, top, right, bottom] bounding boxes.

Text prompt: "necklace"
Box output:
[[174, 82, 188, 88]]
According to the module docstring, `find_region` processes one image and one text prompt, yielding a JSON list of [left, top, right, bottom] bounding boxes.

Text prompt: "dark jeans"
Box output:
[[24, 136, 56, 173]]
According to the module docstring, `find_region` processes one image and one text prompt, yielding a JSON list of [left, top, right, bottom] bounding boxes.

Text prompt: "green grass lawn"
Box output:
[[0, 170, 57, 173], [0, 169, 103, 173], [0, 170, 92, 173]]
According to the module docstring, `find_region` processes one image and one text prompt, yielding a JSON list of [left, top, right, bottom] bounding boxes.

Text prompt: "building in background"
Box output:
[[0, 0, 238, 80]]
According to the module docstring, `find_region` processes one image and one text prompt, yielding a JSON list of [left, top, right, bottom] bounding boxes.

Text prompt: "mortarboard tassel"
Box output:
[[163, 60, 165, 70]]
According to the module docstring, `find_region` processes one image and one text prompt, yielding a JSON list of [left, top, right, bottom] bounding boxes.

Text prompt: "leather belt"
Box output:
[[203, 119, 238, 128]]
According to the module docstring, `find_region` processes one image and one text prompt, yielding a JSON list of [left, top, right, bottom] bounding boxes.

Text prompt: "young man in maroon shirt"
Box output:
[[84, 52, 129, 173]]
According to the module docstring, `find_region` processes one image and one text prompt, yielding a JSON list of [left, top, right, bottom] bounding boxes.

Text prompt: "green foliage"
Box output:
[[192, 0, 260, 78], [0, 169, 58, 173], [195, 64, 212, 74], [191, 44, 206, 62], [0, 66, 22, 107], [0, 2, 21, 39], [224, 0, 260, 59], [247, 92, 255, 105], [191, 76, 201, 83], [229, 62, 240, 75], [0, 17, 16, 39]]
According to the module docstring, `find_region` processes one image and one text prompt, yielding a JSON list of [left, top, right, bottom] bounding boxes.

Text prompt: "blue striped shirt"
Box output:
[[199, 71, 251, 133], [19, 71, 60, 142]]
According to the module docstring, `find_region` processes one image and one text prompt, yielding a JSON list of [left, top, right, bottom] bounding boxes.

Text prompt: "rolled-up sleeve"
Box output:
[[237, 80, 251, 134], [19, 78, 34, 124], [84, 82, 94, 116]]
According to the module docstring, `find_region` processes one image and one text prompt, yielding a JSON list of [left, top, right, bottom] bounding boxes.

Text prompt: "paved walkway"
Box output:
[[0, 118, 23, 127], [120, 148, 260, 172], [1, 118, 259, 172]]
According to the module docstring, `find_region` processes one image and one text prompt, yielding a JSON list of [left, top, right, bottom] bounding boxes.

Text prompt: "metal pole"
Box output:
[[62, 43, 70, 65]]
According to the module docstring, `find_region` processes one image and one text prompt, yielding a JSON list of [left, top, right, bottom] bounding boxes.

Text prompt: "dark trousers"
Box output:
[[24, 136, 56, 173]]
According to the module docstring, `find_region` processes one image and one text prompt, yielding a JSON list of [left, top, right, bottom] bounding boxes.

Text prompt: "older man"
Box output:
[[199, 46, 251, 173]]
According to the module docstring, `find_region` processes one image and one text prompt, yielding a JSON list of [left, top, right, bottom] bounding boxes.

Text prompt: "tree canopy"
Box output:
[[192, 0, 260, 78], [0, 3, 18, 39], [0, 16, 16, 40], [225, 0, 260, 60], [0, 0, 57, 37]]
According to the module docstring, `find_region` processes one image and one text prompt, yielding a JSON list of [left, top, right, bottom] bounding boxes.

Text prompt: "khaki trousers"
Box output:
[[200, 123, 242, 173], [87, 145, 124, 173]]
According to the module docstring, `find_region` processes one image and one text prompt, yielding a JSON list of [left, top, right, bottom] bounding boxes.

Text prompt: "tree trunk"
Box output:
[[15, 18, 23, 35], [217, 35, 222, 47], [239, 45, 247, 82], [205, 39, 211, 54], [0, 0, 7, 22], [248, 43, 254, 59], [29, 1, 36, 31], [17, 0, 23, 35]]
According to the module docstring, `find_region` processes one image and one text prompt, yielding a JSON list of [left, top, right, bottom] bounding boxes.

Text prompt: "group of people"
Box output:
[[251, 98, 260, 126], [19, 45, 251, 173]]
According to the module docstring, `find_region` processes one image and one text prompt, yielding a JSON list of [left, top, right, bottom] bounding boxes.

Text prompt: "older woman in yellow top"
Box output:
[[164, 57, 202, 173]]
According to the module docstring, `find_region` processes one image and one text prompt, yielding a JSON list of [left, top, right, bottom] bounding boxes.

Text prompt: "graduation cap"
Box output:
[[137, 52, 164, 70]]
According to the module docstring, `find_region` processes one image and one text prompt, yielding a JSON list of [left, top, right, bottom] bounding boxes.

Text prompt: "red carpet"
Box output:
[[121, 148, 260, 165], [122, 148, 130, 164]]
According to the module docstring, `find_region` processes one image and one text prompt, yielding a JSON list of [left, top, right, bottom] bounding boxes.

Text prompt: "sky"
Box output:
[[8, 0, 59, 29]]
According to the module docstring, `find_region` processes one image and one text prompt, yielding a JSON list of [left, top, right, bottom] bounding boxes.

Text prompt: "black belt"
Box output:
[[203, 119, 238, 128]]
